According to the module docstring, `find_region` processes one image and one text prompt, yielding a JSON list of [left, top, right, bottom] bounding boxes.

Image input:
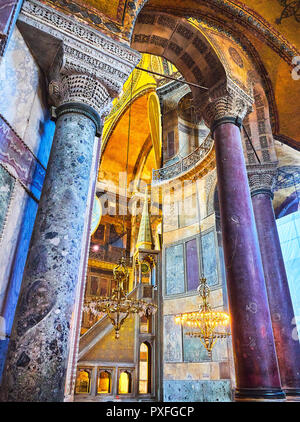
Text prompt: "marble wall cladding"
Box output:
[[164, 315, 183, 362], [201, 230, 218, 286], [165, 243, 185, 295], [0, 26, 41, 141], [163, 288, 224, 315], [164, 362, 221, 381], [185, 238, 199, 291], [0, 195, 38, 378], [0, 165, 15, 241], [0, 182, 28, 312], [182, 326, 229, 363], [182, 326, 211, 362], [163, 380, 232, 402]]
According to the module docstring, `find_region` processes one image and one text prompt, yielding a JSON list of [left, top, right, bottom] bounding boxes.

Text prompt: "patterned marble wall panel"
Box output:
[[185, 238, 199, 291], [163, 380, 232, 402], [163, 315, 183, 362], [211, 337, 229, 362], [0, 26, 40, 140], [165, 243, 185, 295], [0, 114, 46, 199], [0, 165, 15, 242], [201, 230, 218, 287], [0, 182, 27, 311], [182, 325, 211, 363]]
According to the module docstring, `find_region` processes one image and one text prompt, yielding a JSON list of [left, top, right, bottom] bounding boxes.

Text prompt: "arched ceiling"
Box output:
[[99, 89, 156, 191], [99, 53, 174, 193]]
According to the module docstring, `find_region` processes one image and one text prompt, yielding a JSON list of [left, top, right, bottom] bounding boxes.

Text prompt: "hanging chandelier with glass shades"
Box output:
[[175, 276, 231, 358], [84, 257, 157, 339]]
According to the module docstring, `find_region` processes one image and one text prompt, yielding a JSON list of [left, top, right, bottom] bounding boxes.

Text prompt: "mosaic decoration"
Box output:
[[276, 0, 300, 24], [275, 166, 300, 190], [165, 244, 185, 295], [0, 165, 15, 242]]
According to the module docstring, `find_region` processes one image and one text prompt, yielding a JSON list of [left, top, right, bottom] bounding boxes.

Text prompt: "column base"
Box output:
[[234, 388, 286, 402], [284, 388, 300, 401]]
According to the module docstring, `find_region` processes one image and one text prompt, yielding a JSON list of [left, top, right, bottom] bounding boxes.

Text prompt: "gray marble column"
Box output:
[[0, 100, 103, 401]]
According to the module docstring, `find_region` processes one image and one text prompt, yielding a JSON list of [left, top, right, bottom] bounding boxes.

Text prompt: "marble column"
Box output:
[[248, 163, 300, 399], [0, 31, 140, 399], [202, 83, 284, 401]]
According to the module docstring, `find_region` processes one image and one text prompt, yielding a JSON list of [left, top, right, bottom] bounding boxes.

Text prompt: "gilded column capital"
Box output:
[[197, 79, 254, 135], [247, 162, 278, 199]]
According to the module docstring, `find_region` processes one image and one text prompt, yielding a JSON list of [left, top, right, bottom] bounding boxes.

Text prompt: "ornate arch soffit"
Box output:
[[142, 1, 299, 67], [131, 10, 254, 117], [186, 15, 279, 133]]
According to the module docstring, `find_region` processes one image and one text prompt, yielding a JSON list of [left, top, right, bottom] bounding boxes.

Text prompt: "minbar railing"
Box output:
[[152, 135, 213, 184]]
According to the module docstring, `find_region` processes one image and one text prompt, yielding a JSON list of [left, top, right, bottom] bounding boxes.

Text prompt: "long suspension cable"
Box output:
[[242, 124, 261, 164], [135, 65, 208, 90]]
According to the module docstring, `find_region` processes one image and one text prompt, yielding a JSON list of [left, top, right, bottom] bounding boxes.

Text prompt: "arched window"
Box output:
[[98, 370, 112, 394], [139, 342, 151, 394], [75, 369, 91, 394], [118, 371, 132, 394]]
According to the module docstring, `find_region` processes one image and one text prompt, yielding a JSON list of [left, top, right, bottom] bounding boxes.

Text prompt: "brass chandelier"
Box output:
[[84, 257, 157, 339], [175, 276, 230, 359]]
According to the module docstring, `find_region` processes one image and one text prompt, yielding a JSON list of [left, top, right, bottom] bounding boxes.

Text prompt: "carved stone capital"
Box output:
[[197, 79, 253, 134], [18, 0, 141, 117], [247, 162, 278, 198]]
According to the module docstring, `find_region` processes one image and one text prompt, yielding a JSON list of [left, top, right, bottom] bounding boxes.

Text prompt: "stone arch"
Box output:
[[131, 11, 229, 102]]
